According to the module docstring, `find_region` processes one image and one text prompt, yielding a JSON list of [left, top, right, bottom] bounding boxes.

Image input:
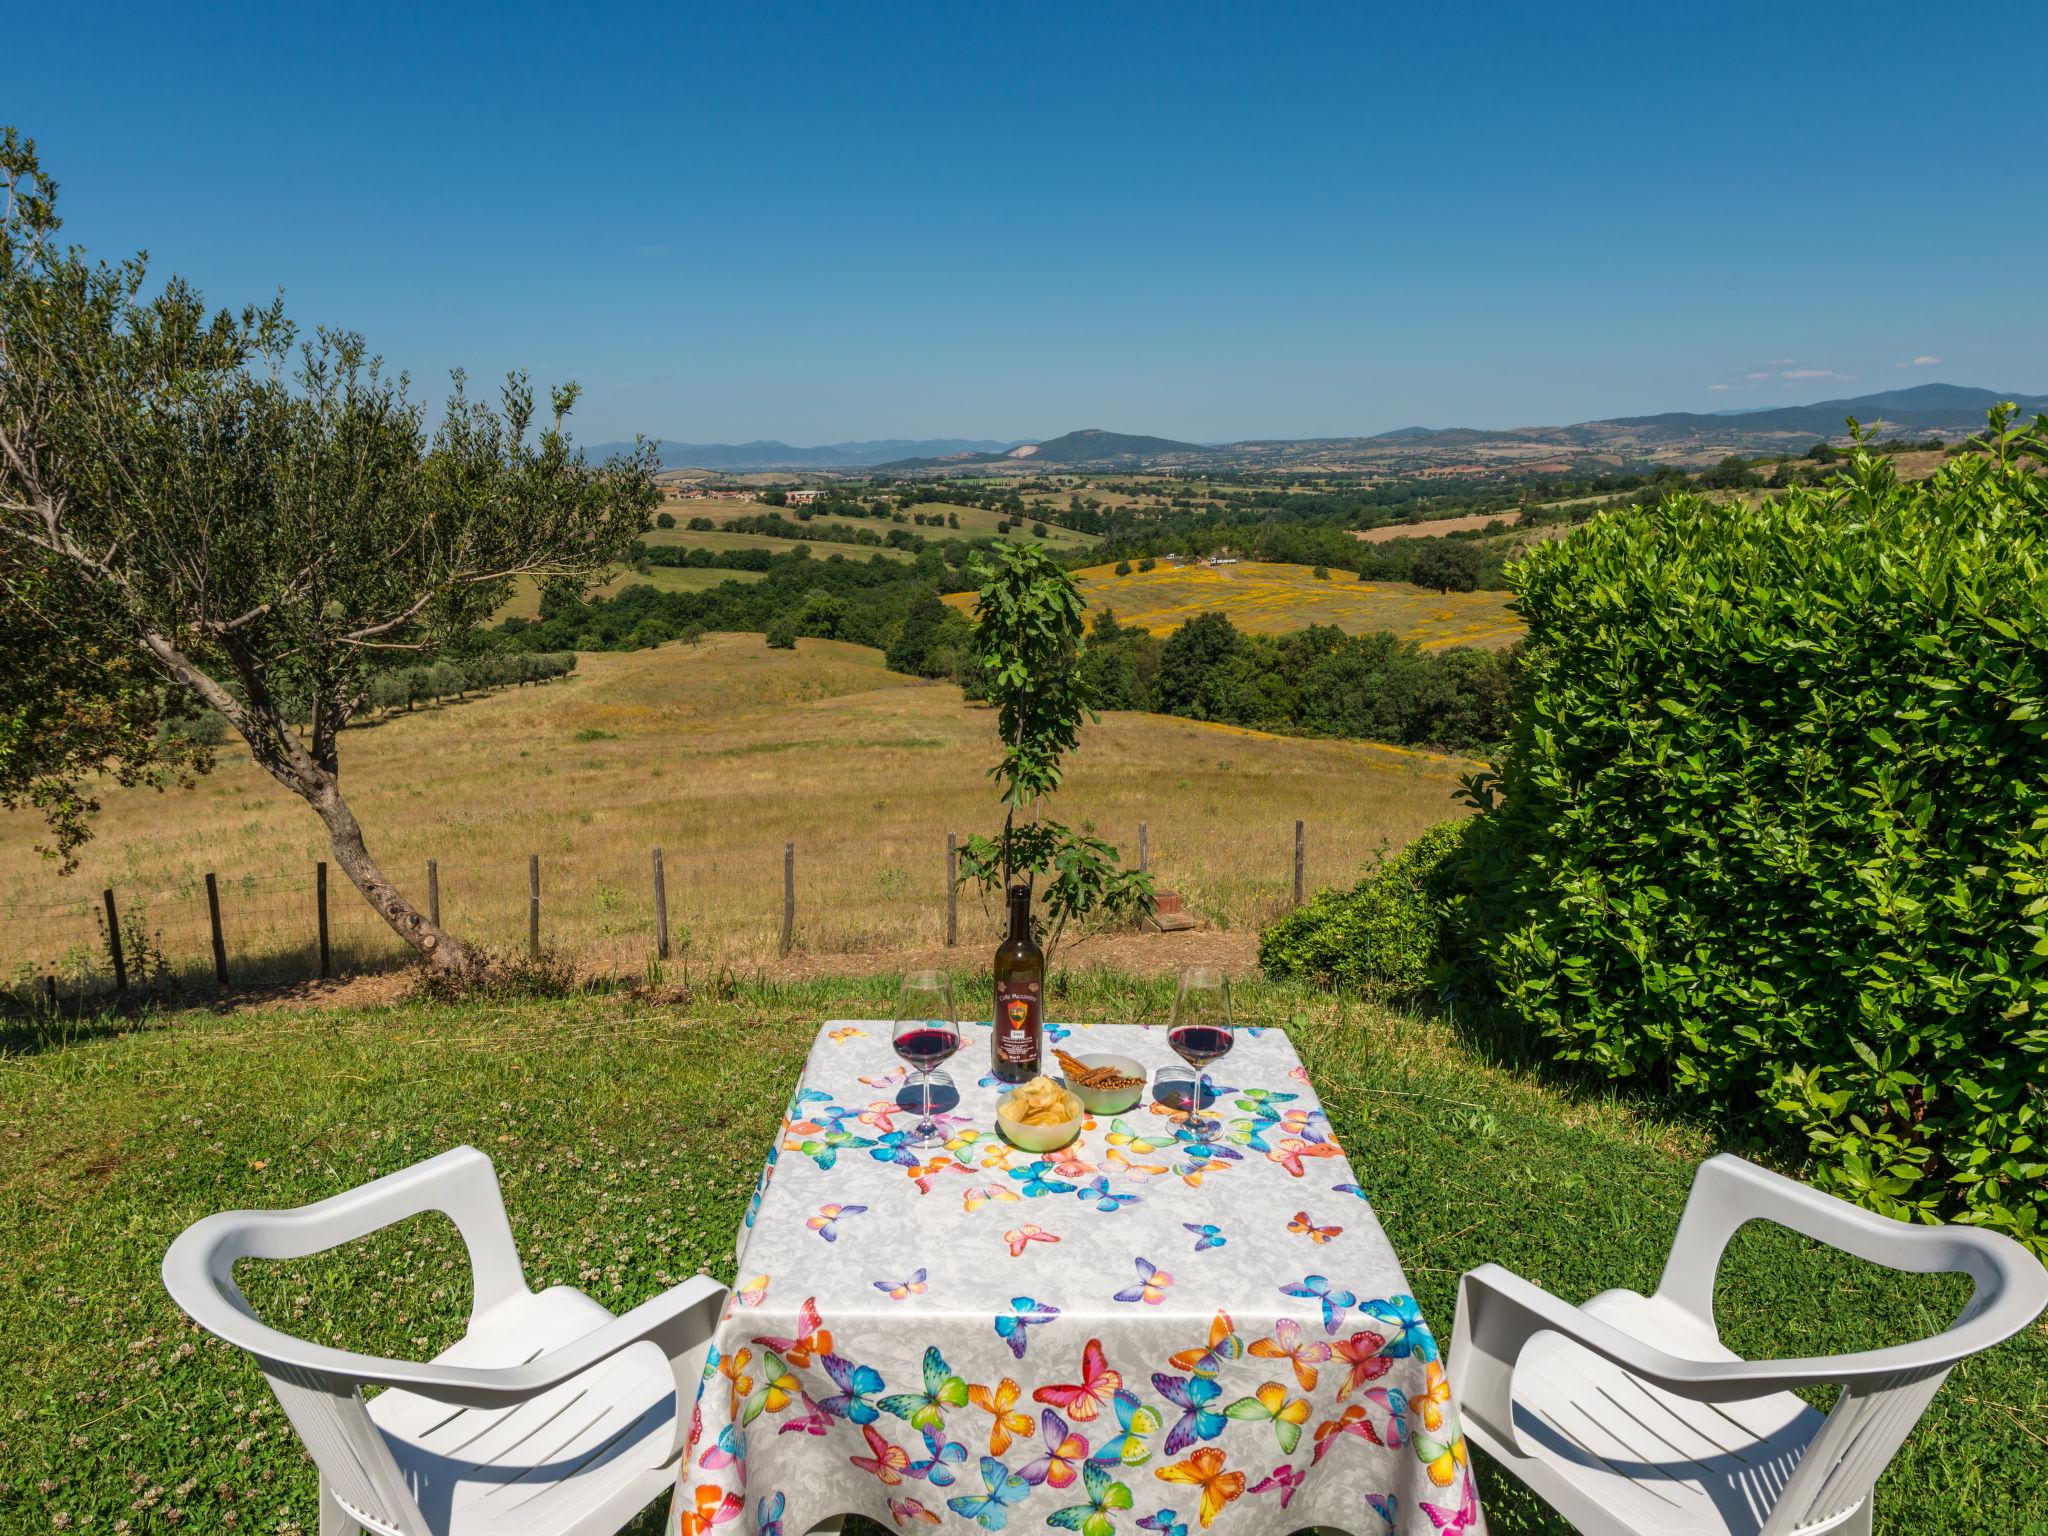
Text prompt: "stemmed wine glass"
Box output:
[[893, 970, 961, 1147], [1167, 966, 1233, 1142]]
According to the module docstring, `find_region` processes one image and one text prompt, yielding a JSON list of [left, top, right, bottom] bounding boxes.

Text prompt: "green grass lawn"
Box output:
[[2, 973, 2041, 1534]]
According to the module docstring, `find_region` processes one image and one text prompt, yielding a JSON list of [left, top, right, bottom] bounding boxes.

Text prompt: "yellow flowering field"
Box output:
[[952, 560, 1524, 650]]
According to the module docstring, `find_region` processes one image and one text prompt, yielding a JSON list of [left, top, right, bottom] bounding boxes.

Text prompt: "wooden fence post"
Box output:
[[528, 854, 541, 960], [427, 858, 440, 927], [945, 832, 959, 948], [315, 863, 331, 979], [652, 846, 671, 960], [102, 888, 127, 991], [1293, 819, 1305, 907], [1139, 822, 1149, 874], [781, 842, 795, 957], [205, 872, 228, 984], [41, 975, 57, 1013]]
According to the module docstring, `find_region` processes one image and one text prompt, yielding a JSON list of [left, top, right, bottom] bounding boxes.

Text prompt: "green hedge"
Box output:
[[1470, 416, 2048, 1249], [1259, 817, 1474, 995]]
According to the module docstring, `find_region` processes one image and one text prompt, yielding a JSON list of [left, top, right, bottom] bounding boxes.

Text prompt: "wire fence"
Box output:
[[2, 815, 1376, 1009]]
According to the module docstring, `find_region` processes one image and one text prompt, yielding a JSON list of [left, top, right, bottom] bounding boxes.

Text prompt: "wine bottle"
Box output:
[[991, 883, 1043, 1083]]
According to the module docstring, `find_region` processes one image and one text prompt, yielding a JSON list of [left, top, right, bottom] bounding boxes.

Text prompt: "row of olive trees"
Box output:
[[365, 651, 575, 713], [0, 130, 655, 969]]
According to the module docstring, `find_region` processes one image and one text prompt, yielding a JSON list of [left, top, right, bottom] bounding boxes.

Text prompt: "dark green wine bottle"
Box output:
[[991, 883, 1043, 1083]]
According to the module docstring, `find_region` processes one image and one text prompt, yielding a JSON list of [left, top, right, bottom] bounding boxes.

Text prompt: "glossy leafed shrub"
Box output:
[[1259, 817, 1475, 996], [1472, 414, 2048, 1249]]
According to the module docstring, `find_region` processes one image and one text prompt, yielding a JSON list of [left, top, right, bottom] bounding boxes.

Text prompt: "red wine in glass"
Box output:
[[1168, 968, 1232, 1141], [894, 971, 960, 1147], [895, 1025, 962, 1074], [1168, 1024, 1233, 1066]]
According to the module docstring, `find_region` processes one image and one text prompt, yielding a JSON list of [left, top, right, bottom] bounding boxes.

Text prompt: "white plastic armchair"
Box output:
[[1448, 1153, 2047, 1536], [162, 1145, 727, 1536]]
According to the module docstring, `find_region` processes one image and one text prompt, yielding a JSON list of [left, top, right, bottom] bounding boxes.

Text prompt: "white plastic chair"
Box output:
[[1448, 1153, 2048, 1536], [162, 1145, 726, 1536]]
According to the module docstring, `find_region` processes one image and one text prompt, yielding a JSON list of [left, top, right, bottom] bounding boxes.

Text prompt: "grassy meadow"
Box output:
[[4, 973, 2040, 1536], [948, 560, 1525, 650], [0, 635, 1474, 994]]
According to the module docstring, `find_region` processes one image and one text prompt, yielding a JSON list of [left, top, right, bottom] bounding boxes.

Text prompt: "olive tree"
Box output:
[[0, 130, 655, 966], [956, 542, 1152, 961]]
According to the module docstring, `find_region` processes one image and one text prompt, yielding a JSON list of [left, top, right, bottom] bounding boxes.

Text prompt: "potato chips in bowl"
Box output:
[[997, 1074, 1084, 1151]]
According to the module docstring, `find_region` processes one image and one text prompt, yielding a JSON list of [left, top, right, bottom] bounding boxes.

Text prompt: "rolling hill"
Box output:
[[594, 384, 2043, 479], [0, 636, 1473, 978], [587, 438, 1032, 471], [1605, 384, 2048, 439]]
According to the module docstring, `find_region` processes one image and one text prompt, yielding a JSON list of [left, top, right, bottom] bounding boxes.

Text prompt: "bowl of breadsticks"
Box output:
[[1053, 1048, 1148, 1115]]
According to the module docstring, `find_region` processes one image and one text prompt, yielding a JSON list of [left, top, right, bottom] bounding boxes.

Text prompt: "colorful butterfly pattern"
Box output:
[[1048, 1459, 1135, 1536], [1153, 1446, 1245, 1530], [1089, 1388, 1163, 1467], [686, 1024, 1479, 1535], [805, 1203, 868, 1242], [1004, 1224, 1061, 1258], [994, 1297, 1061, 1360], [1112, 1257, 1173, 1305], [1287, 1209, 1343, 1244], [1151, 1372, 1227, 1456], [875, 1268, 929, 1300], [947, 1456, 1033, 1530], [1222, 1381, 1312, 1455], [1247, 1316, 1331, 1392], [1167, 1311, 1242, 1378], [1279, 1273, 1358, 1334], [1020, 1408, 1092, 1489], [879, 1345, 970, 1432], [967, 1377, 1034, 1456]]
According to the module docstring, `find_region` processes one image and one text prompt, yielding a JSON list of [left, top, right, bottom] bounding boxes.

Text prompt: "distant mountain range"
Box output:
[[599, 384, 2045, 477], [585, 437, 1031, 471]]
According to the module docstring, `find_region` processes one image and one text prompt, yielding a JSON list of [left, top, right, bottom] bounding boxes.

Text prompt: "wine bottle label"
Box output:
[[994, 980, 1042, 1065]]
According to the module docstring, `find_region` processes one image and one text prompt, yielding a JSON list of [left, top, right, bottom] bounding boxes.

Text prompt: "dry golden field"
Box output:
[[657, 497, 1097, 550], [0, 636, 1474, 994], [1353, 511, 1518, 543], [949, 559, 1524, 649]]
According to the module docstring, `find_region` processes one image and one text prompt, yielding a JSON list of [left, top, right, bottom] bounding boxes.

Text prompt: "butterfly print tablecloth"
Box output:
[[675, 1020, 1483, 1536]]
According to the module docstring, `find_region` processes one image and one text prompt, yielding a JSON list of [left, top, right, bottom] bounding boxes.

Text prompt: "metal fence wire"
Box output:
[[2, 818, 1366, 1007]]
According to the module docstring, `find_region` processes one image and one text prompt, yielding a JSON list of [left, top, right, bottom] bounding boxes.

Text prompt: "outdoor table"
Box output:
[[675, 1019, 1483, 1536]]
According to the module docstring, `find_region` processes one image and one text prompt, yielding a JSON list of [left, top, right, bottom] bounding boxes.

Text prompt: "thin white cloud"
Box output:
[[1912, 355, 1941, 366], [1781, 368, 1850, 381], [1707, 383, 1730, 391], [1745, 371, 1771, 381], [1766, 358, 1795, 366]]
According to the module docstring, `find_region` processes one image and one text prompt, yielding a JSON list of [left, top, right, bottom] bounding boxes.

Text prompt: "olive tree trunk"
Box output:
[[141, 630, 469, 969]]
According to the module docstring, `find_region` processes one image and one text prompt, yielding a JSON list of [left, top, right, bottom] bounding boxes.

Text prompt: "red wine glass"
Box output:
[[893, 970, 960, 1147], [1167, 966, 1233, 1142]]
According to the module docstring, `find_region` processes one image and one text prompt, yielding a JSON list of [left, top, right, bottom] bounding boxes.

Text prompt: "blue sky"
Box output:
[[13, 1, 2043, 445]]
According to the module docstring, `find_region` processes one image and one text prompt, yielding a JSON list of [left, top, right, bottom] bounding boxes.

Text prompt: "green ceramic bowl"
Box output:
[[1059, 1053, 1148, 1115], [997, 1092, 1084, 1152]]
